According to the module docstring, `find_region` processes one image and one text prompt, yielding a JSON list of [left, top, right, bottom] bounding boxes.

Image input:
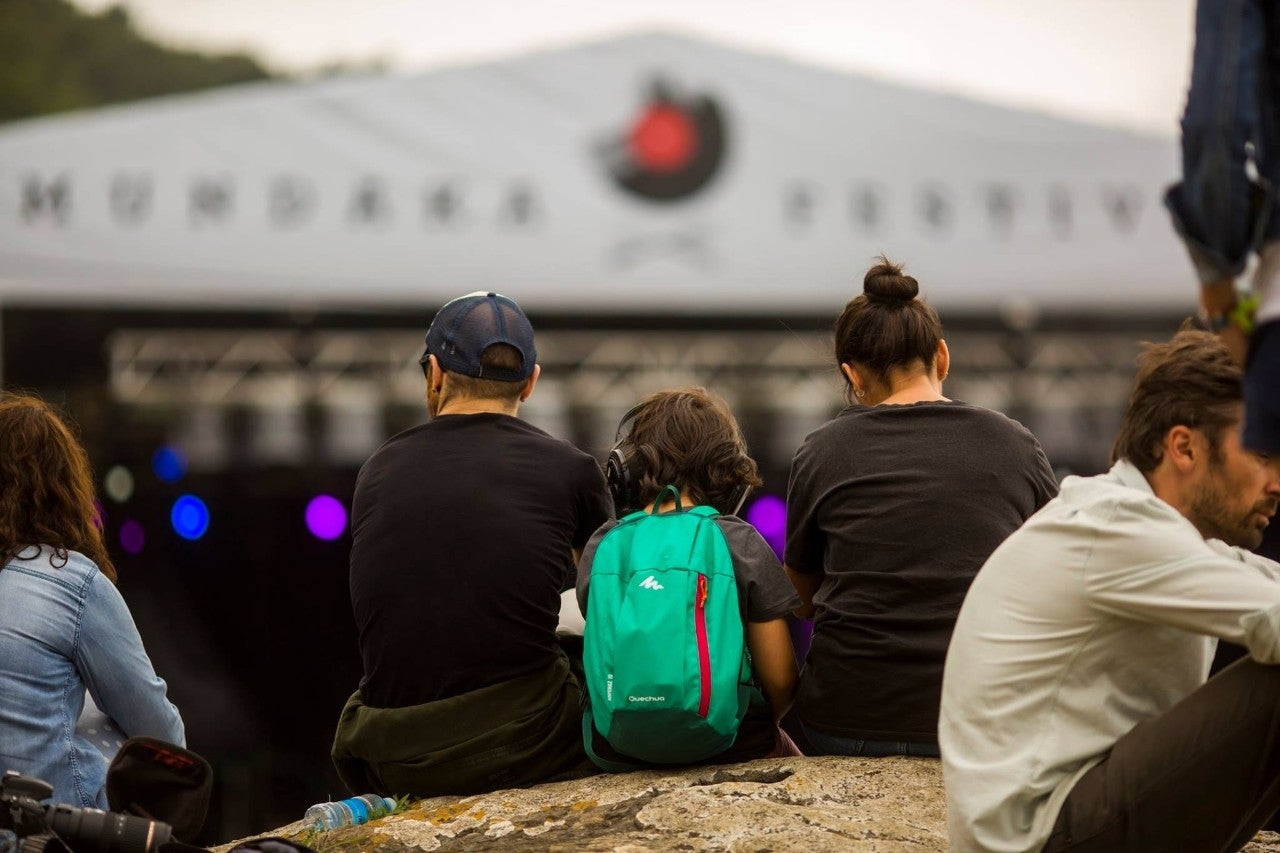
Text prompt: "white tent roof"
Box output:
[[0, 31, 1188, 314]]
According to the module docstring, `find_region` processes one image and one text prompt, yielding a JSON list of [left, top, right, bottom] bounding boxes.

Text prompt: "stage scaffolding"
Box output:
[[105, 317, 1185, 477]]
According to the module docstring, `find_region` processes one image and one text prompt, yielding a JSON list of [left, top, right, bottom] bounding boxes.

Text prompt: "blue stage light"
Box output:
[[152, 447, 187, 483], [170, 495, 210, 541]]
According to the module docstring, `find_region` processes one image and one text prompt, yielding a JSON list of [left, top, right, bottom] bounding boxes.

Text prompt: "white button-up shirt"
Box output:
[[940, 459, 1280, 853]]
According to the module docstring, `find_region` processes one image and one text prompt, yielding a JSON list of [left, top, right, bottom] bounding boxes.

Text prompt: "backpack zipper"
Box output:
[[695, 573, 711, 718]]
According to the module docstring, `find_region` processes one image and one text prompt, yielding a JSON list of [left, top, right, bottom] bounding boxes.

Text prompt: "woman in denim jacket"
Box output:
[[0, 393, 184, 808]]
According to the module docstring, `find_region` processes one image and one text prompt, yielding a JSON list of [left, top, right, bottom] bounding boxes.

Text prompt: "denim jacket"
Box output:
[[0, 546, 184, 808]]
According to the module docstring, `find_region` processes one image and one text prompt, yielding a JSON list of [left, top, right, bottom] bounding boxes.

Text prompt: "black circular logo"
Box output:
[[600, 78, 728, 203]]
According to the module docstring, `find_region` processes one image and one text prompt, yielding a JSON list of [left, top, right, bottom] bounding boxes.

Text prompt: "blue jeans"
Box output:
[[800, 722, 941, 758], [1245, 320, 1280, 453], [1165, 0, 1280, 284]]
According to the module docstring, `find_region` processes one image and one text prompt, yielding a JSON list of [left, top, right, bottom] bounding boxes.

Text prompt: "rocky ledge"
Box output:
[[221, 756, 1280, 852]]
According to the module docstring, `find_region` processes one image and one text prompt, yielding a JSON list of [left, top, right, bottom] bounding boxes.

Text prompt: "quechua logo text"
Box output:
[[600, 78, 728, 203]]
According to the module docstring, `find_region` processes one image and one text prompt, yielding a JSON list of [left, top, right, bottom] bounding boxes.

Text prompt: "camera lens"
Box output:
[[44, 805, 171, 853]]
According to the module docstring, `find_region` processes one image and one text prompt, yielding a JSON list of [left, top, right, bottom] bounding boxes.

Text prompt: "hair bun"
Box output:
[[863, 256, 919, 304]]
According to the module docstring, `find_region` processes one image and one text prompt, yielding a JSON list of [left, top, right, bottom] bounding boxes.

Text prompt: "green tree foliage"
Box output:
[[0, 0, 274, 123]]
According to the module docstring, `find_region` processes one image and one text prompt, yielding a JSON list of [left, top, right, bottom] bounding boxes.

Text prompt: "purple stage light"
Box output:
[[306, 495, 348, 541], [119, 520, 145, 555], [745, 494, 786, 558]]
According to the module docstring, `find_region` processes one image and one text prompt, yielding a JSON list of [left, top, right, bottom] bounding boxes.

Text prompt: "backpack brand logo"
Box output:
[[638, 575, 664, 590], [628, 695, 666, 703]]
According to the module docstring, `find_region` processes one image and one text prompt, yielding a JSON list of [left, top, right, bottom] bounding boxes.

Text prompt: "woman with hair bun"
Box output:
[[784, 257, 1057, 757], [0, 392, 184, 807]]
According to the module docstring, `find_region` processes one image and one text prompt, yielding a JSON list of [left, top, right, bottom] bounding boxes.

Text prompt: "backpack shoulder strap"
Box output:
[[651, 484, 683, 514], [683, 505, 733, 572], [581, 709, 644, 773]]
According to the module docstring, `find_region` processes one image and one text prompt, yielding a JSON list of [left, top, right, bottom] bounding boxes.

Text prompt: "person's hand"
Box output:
[[1201, 278, 1238, 315], [1200, 278, 1249, 364], [1218, 323, 1250, 365]]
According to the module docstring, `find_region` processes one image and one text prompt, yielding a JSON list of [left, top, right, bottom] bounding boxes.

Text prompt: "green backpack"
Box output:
[[582, 486, 753, 767]]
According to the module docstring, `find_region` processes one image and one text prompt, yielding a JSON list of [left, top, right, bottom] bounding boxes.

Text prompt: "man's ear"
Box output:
[[1163, 424, 1200, 473], [427, 354, 444, 393], [519, 364, 541, 403]]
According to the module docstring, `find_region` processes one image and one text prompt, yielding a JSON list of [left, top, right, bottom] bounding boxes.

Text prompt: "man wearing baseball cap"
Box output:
[[332, 292, 612, 797]]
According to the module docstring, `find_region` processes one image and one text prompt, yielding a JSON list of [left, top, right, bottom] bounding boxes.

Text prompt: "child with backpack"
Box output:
[[576, 387, 802, 770]]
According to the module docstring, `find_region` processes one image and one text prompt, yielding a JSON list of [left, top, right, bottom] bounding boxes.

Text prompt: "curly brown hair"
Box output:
[[624, 387, 763, 513], [0, 393, 116, 582]]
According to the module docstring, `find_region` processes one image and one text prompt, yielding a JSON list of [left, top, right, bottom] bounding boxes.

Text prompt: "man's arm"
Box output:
[[575, 524, 612, 614], [1085, 502, 1280, 662], [569, 453, 614, 591], [1201, 277, 1251, 365]]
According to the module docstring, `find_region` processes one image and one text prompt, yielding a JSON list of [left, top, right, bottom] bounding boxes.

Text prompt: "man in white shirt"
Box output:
[[941, 330, 1280, 853]]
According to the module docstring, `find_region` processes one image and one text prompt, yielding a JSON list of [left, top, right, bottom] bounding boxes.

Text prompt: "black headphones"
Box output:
[[605, 401, 751, 517], [605, 403, 646, 516]]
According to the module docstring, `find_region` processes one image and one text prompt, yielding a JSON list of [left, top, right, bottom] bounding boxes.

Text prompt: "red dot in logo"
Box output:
[[627, 104, 699, 174]]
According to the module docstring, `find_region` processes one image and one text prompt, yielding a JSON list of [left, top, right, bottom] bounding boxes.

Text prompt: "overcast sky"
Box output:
[[72, 0, 1194, 136]]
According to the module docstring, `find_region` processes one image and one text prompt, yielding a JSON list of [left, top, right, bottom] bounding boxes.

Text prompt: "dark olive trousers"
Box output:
[[331, 652, 596, 799], [1043, 658, 1280, 853]]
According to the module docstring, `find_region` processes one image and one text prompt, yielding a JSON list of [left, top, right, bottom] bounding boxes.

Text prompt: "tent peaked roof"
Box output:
[[0, 29, 1187, 313]]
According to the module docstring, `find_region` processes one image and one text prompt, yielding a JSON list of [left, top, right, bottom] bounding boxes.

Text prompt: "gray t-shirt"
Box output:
[[577, 513, 799, 623], [785, 400, 1057, 742]]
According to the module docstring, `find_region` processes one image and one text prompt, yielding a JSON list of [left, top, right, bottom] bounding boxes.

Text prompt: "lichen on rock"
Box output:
[[216, 756, 1280, 852]]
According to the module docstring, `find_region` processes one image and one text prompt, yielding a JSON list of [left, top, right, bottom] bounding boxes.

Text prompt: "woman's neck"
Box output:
[[868, 372, 947, 407]]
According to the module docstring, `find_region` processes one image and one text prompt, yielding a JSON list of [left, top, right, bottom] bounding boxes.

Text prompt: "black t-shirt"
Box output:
[[785, 401, 1057, 742], [350, 413, 612, 709]]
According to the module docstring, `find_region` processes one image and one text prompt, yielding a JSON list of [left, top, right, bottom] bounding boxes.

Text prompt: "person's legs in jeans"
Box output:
[[799, 722, 940, 758], [1042, 658, 1280, 853], [1166, 0, 1272, 285], [1257, 0, 1280, 247], [1244, 321, 1280, 455]]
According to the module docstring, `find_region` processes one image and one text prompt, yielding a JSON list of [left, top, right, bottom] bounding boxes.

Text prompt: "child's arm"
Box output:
[[784, 565, 821, 618], [746, 618, 798, 722]]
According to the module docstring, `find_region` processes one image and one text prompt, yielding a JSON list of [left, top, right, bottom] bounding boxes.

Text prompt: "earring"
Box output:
[[854, 388, 866, 399]]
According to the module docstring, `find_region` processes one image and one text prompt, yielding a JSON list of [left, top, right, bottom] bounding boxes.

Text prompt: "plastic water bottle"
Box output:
[[303, 794, 397, 830]]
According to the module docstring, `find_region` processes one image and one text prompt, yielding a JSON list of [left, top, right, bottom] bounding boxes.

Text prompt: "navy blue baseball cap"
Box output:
[[420, 291, 537, 381]]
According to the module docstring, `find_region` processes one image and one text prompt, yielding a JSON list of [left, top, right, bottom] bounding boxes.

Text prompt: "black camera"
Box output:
[[0, 771, 172, 853]]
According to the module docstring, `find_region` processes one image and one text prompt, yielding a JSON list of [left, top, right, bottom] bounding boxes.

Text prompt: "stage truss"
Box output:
[[105, 318, 1182, 476]]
